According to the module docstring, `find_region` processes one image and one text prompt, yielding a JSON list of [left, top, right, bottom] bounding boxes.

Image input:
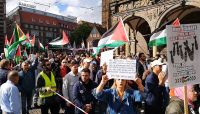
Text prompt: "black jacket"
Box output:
[[73, 78, 97, 114]]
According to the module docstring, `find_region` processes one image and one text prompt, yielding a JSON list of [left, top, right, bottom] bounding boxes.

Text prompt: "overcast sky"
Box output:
[[6, 0, 102, 24]]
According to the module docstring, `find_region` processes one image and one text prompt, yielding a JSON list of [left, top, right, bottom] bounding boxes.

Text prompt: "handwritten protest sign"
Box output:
[[100, 50, 113, 66], [167, 24, 200, 88], [107, 59, 136, 80]]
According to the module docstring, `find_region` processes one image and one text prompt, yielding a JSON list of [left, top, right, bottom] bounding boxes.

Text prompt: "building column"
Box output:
[[125, 42, 130, 57], [153, 46, 157, 57]]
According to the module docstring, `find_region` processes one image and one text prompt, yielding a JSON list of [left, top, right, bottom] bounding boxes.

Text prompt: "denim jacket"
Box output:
[[93, 88, 141, 114]]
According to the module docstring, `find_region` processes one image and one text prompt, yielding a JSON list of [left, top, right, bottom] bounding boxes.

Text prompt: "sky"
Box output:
[[6, 0, 102, 24]]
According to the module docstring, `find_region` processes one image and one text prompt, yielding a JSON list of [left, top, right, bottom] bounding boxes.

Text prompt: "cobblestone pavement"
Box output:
[[29, 108, 64, 114]]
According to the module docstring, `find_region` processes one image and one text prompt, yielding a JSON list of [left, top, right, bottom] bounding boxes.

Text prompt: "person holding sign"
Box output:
[[93, 75, 142, 114], [143, 60, 167, 114]]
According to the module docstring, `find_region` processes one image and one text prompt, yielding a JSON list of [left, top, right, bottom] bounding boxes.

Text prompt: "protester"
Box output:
[[144, 60, 166, 114], [0, 70, 21, 114], [73, 68, 97, 114], [0, 59, 10, 86], [18, 55, 38, 114], [63, 60, 80, 114], [36, 59, 59, 114], [136, 52, 150, 85], [93, 75, 142, 114]]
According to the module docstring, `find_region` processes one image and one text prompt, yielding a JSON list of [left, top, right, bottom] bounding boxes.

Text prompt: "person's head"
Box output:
[[8, 70, 19, 84], [70, 60, 78, 74], [22, 61, 29, 71], [174, 85, 198, 104], [151, 60, 164, 75], [80, 68, 91, 83], [138, 53, 146, 62], [42, 59, 52, 72], [0, 59, 10, 69], [61, 59, 68, 67], [112, 79, 128, 91], [83, 58, 91, 69]]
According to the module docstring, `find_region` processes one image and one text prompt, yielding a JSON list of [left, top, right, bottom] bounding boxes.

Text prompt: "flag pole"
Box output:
[[50, 89, 88, 114]]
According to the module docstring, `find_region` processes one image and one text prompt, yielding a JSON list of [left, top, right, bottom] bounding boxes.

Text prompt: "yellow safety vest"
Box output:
[[39, 71, 56, 98]]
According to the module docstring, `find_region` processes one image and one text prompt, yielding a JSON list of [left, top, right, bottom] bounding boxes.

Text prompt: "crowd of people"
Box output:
[[0, 51, 199, 114]]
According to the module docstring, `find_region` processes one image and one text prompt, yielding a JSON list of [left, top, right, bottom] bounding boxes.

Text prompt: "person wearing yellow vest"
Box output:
[[36, 59, 59, 114]]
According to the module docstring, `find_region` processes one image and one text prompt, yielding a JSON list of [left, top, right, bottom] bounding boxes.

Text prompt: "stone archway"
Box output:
[[123, 15, 151, 56], [154, 2, 200, 54]]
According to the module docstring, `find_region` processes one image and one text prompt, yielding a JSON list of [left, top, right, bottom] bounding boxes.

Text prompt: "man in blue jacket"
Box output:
[[73, 68, 97, 114], [18, 54, 38, 114], [144, 60, 166, 114]]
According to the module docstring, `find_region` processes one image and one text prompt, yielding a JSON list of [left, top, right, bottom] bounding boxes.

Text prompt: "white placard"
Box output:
[[107, 59, 136, 80], [167, 24, 200, 88], [100, 50, 114, 66]]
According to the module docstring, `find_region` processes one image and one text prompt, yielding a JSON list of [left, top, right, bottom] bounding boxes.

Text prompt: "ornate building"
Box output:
[[102, 0, 200, 56], [0, 0, 6, 53]]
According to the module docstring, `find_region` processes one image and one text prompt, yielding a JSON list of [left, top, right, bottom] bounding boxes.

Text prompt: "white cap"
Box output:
[[150, 60, 165, 68], [83, 58, 92, 63]]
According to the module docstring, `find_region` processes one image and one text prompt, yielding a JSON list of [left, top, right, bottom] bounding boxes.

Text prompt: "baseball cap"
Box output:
[[151, 60, 165, 68], [83, 58, 92, 63]]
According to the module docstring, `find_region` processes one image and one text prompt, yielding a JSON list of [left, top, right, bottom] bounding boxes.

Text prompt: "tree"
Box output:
[[70, 23, 92, 48]]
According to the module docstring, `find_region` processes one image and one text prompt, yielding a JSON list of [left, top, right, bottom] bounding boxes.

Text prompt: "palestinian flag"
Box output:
[[15, 45, 21, 64], [22, 33, 31, 49], [49, 31, 69, 46], [38, 40, 45, 51], [23, 48, 28, 58], [96, 18, 129, 53], [4, 35, 10, 48], [148, 29, 167, 47]]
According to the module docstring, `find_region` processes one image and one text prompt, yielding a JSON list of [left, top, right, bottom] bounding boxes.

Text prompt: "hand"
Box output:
[[85, 104, 92, 112], [100, 75, 109, 85], [35, 53, 39, 58], [85, 104, 92, 109], [158, 71, 166, 86], [135, 78, 142, 86], [142, 70, 150, 80], [45, 87, 52, 92], [66, 102, 71, 107]]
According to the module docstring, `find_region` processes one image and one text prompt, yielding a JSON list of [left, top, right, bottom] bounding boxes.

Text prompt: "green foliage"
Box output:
[[70, 23, 92, 47]]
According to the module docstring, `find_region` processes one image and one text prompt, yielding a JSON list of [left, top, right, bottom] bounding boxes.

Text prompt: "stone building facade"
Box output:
[[102, 0, 200, 57], [0, 0, 6, 53]]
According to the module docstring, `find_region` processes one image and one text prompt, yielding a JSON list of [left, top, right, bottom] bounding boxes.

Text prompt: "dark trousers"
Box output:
[[64, 106, 75, 114], [41, 103, 60, 114], [21, 92, 33, 114]]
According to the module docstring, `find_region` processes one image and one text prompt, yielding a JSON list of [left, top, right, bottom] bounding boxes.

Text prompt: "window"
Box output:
[[30, 25, 33, 29], [35, 26, 39, 29], [40, 27, 44, 30], [53, 21, 56, 25], [46, 32, 53, 37], [54, 28, 57, 32], [45, 27, 48, 31], [31, 30, 39, 36], [49, 28, 52, 31], [24, 24, 28, 28], [40, 32, 43, 37]]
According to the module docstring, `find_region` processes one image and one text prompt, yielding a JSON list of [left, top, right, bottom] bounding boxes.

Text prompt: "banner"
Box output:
[[167, 24, 200, 87], [107, 59, 136, 80]]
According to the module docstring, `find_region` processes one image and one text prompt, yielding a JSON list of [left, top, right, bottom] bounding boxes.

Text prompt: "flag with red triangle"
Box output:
[[15, 45, 21, 64], [172, 18, 181, 27], [4, 35, 10, 48], [22, 33, 31, 48], [96, 18, 129, 53], [49, 30, 70, 46]]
